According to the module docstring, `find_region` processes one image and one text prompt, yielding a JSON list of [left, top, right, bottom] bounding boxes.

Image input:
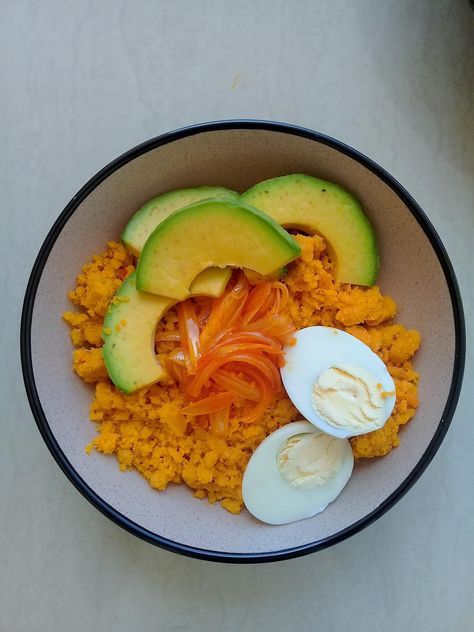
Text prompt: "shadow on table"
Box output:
[[354, 0, 473, 176]]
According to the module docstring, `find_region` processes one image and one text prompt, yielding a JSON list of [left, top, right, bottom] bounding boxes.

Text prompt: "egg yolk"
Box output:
[[276, 431, 345, 489], [311, 364, 387, 431]]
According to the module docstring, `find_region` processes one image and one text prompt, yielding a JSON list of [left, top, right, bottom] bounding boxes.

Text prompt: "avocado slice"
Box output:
[[122, 187, 238, 298], [186, 266, 232, 297], [136, 199, 301, 300], [122, 186, 239, 255], [102, 272, 175, 393], [241, 174, 378, 286]]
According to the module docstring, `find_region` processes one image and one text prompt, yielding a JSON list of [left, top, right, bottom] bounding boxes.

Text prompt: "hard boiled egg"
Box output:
[[242, 421, 353, 525], [281, 326, 396, 439]]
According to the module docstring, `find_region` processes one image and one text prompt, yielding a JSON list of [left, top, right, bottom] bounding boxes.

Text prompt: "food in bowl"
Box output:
[[242, 421, 354, 525], [63, 174, 421, 523]]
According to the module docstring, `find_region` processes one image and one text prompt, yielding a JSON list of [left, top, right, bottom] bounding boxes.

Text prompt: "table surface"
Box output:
[[1, 1, 473, 631]]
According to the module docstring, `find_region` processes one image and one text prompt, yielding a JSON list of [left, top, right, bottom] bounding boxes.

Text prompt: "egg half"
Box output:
[[280, 327, 396, 439], [242, 421, 353, 525]]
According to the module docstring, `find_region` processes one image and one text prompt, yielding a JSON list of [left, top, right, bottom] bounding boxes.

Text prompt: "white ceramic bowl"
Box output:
[[21, 121, 465, 562]]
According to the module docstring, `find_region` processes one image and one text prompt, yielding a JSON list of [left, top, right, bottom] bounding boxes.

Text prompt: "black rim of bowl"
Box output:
[[21, 120, 466, 563]]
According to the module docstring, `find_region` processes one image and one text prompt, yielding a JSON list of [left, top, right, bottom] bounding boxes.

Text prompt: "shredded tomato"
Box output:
[[170, 272, 295, 435]]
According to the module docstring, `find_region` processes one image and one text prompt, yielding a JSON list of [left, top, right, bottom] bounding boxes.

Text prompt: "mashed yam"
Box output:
[[64, 236, 420, 513]]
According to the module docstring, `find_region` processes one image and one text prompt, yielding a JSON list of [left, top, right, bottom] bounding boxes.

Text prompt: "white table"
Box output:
[[1, 2, 473, 630]]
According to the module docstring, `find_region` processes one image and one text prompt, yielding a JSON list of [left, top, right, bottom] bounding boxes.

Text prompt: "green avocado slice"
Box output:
[[122, 186, 238, 298], [136, 198, 301, 300], [122, 186, 239, 255], [241, 174, 379, 286], [102, 272, 175, 394]]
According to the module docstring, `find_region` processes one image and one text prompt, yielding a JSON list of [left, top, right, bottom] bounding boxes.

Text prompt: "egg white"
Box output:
[[280, 327, 396, 439], [242, 421, 354, 525]]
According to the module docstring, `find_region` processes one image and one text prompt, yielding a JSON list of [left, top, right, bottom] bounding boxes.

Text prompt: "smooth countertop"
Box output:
[[1, 1, 473, 631]]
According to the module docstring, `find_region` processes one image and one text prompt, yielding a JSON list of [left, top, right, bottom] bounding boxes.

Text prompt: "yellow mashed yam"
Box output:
[[64, 235, 420, 514]]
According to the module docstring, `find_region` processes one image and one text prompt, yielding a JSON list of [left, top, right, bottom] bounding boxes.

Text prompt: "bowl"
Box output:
[[21, 121, 465, 562]]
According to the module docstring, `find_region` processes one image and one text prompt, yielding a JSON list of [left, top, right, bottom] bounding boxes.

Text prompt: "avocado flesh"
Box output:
[[122, 186, 239, 254], [242, 174, 378, 286], [122, 186, 238, 298], [188, 266, 232, 296], [136, 198, 301, 300], [102, 272, 175, 394]]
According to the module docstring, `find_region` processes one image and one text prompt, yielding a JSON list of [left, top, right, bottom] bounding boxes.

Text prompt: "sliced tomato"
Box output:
[[177, 300, 201, 373], [200, 274, 249, 350], [159, 271, 296, 435], [210, 404, 231, 436], [238, 368, 274, 424], [212, 369, 260, 401], [240, 282, 273, 325], [181, 391, 236, 416]]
